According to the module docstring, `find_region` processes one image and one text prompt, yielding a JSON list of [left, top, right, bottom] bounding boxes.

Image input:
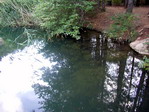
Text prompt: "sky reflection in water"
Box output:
[[0, 40, 56, 112], [0, 29, 148, 112]]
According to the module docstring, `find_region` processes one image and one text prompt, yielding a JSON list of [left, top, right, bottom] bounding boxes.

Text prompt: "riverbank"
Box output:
[[87, 6, 149, 39], [86, 6, 149, 55]]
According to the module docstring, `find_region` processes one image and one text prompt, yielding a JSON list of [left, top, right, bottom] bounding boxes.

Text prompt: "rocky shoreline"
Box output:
[[130, 25, 149, 56], [130, 38, 149, 55], [87, 7, 149, 56]]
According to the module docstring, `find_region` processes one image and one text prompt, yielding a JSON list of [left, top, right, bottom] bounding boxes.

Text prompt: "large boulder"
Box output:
[[0, 38, 4, 46], [130, 38, 149, 55]]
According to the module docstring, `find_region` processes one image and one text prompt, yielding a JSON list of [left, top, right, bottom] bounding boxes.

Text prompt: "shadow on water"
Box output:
[[33, 29, 149, 112], [0, 27, 47, 57], [0, 28, 148, 112]]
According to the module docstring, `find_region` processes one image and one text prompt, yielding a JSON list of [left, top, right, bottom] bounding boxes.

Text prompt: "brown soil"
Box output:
[[87, 6, 149, 40]]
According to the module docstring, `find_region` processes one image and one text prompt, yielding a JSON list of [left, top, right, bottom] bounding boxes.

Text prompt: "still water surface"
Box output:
[[0, 28, 148, 112]]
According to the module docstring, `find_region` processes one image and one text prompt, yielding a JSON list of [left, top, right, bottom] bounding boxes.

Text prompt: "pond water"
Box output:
[[0, 28, 148, 112]]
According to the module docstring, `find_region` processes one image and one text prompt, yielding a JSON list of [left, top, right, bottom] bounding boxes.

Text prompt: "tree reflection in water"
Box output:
[[33, 30, 149, 112]]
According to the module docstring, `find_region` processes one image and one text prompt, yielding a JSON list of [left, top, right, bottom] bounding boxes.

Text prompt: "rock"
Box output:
[[0, 38, 4, 46], [130, 38, 149, 55]]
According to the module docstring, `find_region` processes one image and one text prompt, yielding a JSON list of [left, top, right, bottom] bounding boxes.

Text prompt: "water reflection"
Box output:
[[33, 30, 148, 112], [0, 40, 56, 112], [0, 29, 148, 112]]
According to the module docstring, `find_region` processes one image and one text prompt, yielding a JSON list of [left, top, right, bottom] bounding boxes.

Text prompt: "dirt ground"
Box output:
[[87, 6, 149, 40]]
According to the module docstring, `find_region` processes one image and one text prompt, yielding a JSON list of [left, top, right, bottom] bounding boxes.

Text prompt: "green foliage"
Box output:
[[141, 57, 149, 71], [112, 0, 122, 5], [107, 13, 137, 42], [0, 0, 37, 26], [0, 0, 95, 39], [34, 0, 95, 39]]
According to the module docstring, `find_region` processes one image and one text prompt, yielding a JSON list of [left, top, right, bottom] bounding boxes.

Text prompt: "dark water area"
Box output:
[[0, 28, 148, 112]]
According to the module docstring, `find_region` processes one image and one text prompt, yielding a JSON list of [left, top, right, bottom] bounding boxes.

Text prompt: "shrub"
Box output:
[[34, 0, 96, 39], [141, 57, 149, 71], [107, 13, 138, 42], [112, 0, 122, 5], [0, 0, 37, 27]]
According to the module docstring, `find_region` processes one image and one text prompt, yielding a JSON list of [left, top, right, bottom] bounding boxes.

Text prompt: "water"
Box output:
[[0, 28, 148, 112]]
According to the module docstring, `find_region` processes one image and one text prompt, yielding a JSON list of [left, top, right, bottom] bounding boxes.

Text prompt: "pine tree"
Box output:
[[126, 0, 133, 13]]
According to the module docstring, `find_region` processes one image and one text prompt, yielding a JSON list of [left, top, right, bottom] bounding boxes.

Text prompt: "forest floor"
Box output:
[[86, 6, 149, 40]]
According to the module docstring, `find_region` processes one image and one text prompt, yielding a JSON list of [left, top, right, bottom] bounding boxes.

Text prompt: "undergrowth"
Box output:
[[141, 56, 149, 71], [0, 0, 96, 40], [107, 13, 138, 42], [0, 0, 38, 27]]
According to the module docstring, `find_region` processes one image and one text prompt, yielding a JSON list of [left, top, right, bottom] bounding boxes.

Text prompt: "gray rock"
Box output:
[[130, 38, 149, 55], [0, 38, 4, 46]]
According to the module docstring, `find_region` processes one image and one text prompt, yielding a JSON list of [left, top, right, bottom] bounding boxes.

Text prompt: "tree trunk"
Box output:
[[136, 0, 140, 6], [131, 69, 146, 112], [97, 0, 101, 9], [97, 0, 106, 12], [136, 73, 149, 112], [126, 0, 134, 13], [114, 58, 127, 112], [101, 0, 106, 11], [124, 0, 128, 8]]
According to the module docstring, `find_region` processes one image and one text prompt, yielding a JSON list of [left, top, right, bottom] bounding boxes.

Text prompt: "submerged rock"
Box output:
[[0, 38, 4, 46], [130, 38, 149, 55]]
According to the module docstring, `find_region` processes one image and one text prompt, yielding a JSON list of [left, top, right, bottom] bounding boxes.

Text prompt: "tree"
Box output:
[[96, 0, 106, 11], [136, 0, 140, 6], [124, 0, 128, 8], [34, 0, 95, 40], [126, 0, 133, 13]]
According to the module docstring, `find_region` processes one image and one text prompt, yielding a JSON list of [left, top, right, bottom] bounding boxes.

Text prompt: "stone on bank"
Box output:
[[130, 38, 149, 55]]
